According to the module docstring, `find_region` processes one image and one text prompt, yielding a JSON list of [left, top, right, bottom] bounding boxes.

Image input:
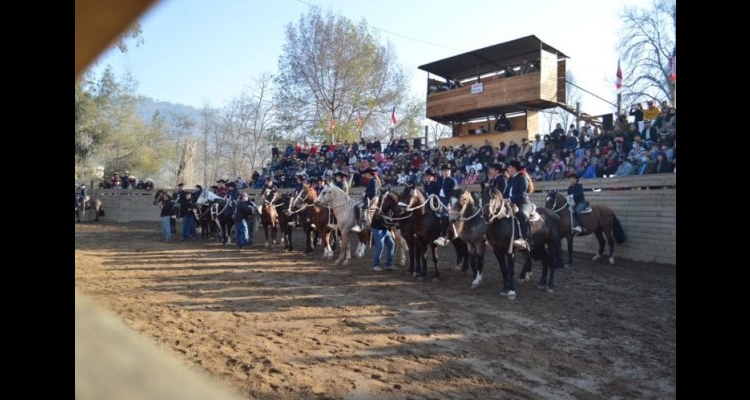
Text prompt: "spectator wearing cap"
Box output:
[[506, 160, 533, 250], [433, 164, 456, 247], [173, 182, 187, 202], [235, 177, 248, 190], [352, 168, 380, 233], [519, 138, 533, 159], [566, 172, 587, 233], [215, 179, 229, 198], [233, 192, 255, 250]]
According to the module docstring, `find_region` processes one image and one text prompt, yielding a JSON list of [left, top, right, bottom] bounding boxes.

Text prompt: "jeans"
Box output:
[[182, 213, 197, 239], [161, 216, 172, 241], [235, 219, 249, 248], [372, 227, 394, 267]]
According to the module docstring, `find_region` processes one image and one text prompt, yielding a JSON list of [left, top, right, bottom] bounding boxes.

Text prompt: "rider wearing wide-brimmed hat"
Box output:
[[352, 167, 380, 233], [506, 160, 533, 250], [433, 164, 456, 247], [566, 172, 586, 234]]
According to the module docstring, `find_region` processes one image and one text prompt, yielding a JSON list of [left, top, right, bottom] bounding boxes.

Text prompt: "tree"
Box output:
[[274, 9, 409, 145], [425, 120, 451, 148], [617, 0, 676, 106]]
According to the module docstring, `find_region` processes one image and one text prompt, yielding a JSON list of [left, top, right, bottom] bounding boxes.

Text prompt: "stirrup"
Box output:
[[326, 223, 337, 229], [351, 225, 362, 233], [513, 238, 530, 250], [572, 226, 582, 233], [310, 223, 317, 229]]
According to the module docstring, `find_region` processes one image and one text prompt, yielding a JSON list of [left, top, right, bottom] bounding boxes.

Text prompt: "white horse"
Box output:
[[315, 183, 361, 265]]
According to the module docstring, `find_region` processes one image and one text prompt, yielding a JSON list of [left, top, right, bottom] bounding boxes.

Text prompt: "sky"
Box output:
[[89, 0, 653, 118]]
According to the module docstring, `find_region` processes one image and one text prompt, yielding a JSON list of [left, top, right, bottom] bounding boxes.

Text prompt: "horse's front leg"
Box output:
[[430, 244, 440, 283], [334, 231, 349, 265]]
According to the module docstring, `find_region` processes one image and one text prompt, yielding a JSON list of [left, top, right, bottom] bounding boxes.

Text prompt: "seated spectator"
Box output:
[[463, 167, 478, 185], [235, 177, 248, 189], [503, 65, 515, 78], [614, 156, 636, 177]]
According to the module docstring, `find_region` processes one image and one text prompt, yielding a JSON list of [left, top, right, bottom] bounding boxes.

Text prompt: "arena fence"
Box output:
[[86, 174, 676, 266]]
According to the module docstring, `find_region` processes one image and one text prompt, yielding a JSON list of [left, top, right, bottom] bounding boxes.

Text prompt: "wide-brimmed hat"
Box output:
[[216, 179, 227, 184], [333, 171, 349, 178], [440, 164, 451, 170], [195, 185, 202, 189], [226, 181, 237, 188], [507, 160, 523, 170], [566, 172, 579, 179], [177, 183, 184, 186], [489, 162, 504, 171], [363, 167, 377, 174], [424, 169, 437, 176]]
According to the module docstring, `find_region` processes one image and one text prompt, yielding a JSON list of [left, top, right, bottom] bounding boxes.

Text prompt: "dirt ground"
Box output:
[[75, 220, 676, 400]]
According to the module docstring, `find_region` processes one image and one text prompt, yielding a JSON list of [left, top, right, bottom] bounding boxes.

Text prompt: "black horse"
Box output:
[[481, 187, 564, 296], [209, 198, 235, 245], [448, 188, 491, 289], [276, 192, 295, 252]]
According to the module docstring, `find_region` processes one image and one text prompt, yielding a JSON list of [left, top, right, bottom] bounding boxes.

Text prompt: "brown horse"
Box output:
[[290, 184, 339, 258], [276, 192, 295, 252], [544, 190, 626, 266], [259, 191, 282, 247], [75, 195, 104, 223]]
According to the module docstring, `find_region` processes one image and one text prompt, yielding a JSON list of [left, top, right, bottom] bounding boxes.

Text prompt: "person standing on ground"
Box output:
[[369, 207, 396, 272]]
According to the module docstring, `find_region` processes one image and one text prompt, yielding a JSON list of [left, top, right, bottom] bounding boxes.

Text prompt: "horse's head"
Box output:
[[153, 189, 169, 205], [449, 188, 476, 222], [378, 189, 406, 218], [399, 185, 423, 210], [545, 190, 563, 210], [314, 183, 340, 208]]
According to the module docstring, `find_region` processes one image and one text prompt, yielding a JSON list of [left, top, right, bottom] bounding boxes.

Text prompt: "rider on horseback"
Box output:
[[352, 168, 380, 233], [288, 173, 313, 228], [261, 176, 278, 213], [433, 164, 456, 247], [505, 160, 534, 250], [566, 172, 587, 234], [328, 170, 349, 229]]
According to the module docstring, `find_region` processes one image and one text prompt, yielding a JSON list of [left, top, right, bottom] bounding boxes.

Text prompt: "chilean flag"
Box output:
[[391, 106, 397, 125], [616, 59, 623, 90]]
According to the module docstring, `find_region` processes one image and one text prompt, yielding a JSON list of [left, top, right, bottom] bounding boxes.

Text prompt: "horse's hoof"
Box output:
[[471, 282, 479, 289], [417, 276, 425, 282], [546, 287, 554, 293], [537, 284, 547, 290], [453, 264, 463, 272], [592, 254, 601, 261], [432, 277, 440, 283], [609, 257, 616, 265], [507, 290, 516, 300]]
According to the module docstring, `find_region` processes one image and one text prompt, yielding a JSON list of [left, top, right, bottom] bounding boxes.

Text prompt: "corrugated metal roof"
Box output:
[[418, 35, 569, 81]]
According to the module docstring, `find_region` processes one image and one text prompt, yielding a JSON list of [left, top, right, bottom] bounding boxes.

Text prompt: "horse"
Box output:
[[398, 185, 469, 282], [276, 192, 295, 252], [153, 189, 177, 233], [448, 188, 490, 289], [544, 190, 626, 266], [290, 184, 339, 258], [259, 190, 283, 247], [372, 188, 410, 268], [482, 187, 564, 295], [75, 193, 104, 223], [196, 191, 235, 245], [314, 183, 375, 266]]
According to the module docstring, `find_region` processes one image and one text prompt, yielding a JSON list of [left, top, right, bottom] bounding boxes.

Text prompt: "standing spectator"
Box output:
[[493, 113, 512, 132], [160, 193, 177, 242], [233, 192, 254, 250], [369, 207, 396, 272], [111, 172, 122, 188], [629, 103, 645, 131], [643, 100, 661, 122], [519, 58, 537, 74], [531, 134, 545, 155], [121, 171, 131, 189], [519, 138, 533, 159], [226, 181, 239, 201]]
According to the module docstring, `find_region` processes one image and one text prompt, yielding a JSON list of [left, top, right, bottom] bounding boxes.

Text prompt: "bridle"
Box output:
[[547, 192, 568, 214]]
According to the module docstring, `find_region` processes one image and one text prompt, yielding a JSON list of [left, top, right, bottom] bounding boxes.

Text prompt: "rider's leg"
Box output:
[[513, 208, 530, 249], [433, 208, 450, 246]]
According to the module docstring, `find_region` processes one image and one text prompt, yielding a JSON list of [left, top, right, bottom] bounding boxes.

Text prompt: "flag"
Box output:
[[356, 112, 362, 128], [669, 47, 676, 82], [615, 59, 623, 90], [391, 106, 397, 125]]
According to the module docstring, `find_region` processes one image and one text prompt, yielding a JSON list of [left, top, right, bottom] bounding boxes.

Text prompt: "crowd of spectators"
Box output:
[[252, 100, 675, 189]]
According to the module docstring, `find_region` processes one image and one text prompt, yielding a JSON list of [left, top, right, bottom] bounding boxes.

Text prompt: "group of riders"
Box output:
[[154, 159, 588, 250]]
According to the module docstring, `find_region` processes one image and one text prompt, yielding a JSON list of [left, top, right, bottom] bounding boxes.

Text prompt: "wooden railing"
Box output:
[[87, 174, 676, 266]]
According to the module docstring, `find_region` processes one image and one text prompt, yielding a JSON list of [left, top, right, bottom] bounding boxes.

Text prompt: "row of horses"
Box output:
[[152, 184, 625, 300]]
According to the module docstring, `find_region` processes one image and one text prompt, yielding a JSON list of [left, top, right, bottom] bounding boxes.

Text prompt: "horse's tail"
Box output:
[[612, 215, 626, 244]]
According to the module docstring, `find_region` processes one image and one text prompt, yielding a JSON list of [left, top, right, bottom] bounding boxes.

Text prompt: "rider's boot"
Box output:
[[572, 213, 583, 233], [433, 216, 450, 247], [513, 220, 531, 250]]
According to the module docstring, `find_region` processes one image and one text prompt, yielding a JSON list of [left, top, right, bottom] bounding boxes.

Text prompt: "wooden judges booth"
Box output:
[[419, 35, 569, 149]]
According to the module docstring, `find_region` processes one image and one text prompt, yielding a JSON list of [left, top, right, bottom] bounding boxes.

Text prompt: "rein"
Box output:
[[549, 194, 568, 214]]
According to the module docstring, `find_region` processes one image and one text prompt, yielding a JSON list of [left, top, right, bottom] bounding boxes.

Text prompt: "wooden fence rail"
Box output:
[[87, 174, 676, 266]]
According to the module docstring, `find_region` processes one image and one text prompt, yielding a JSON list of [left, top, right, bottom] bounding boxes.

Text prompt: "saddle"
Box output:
[[510, 202, 540, 222]]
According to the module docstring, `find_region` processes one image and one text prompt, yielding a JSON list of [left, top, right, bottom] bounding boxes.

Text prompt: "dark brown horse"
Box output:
[[276, 192, 295, 252], [398, 185, 460, 282], [544, 190, 626, 266], [481, 187, 564, 296]]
